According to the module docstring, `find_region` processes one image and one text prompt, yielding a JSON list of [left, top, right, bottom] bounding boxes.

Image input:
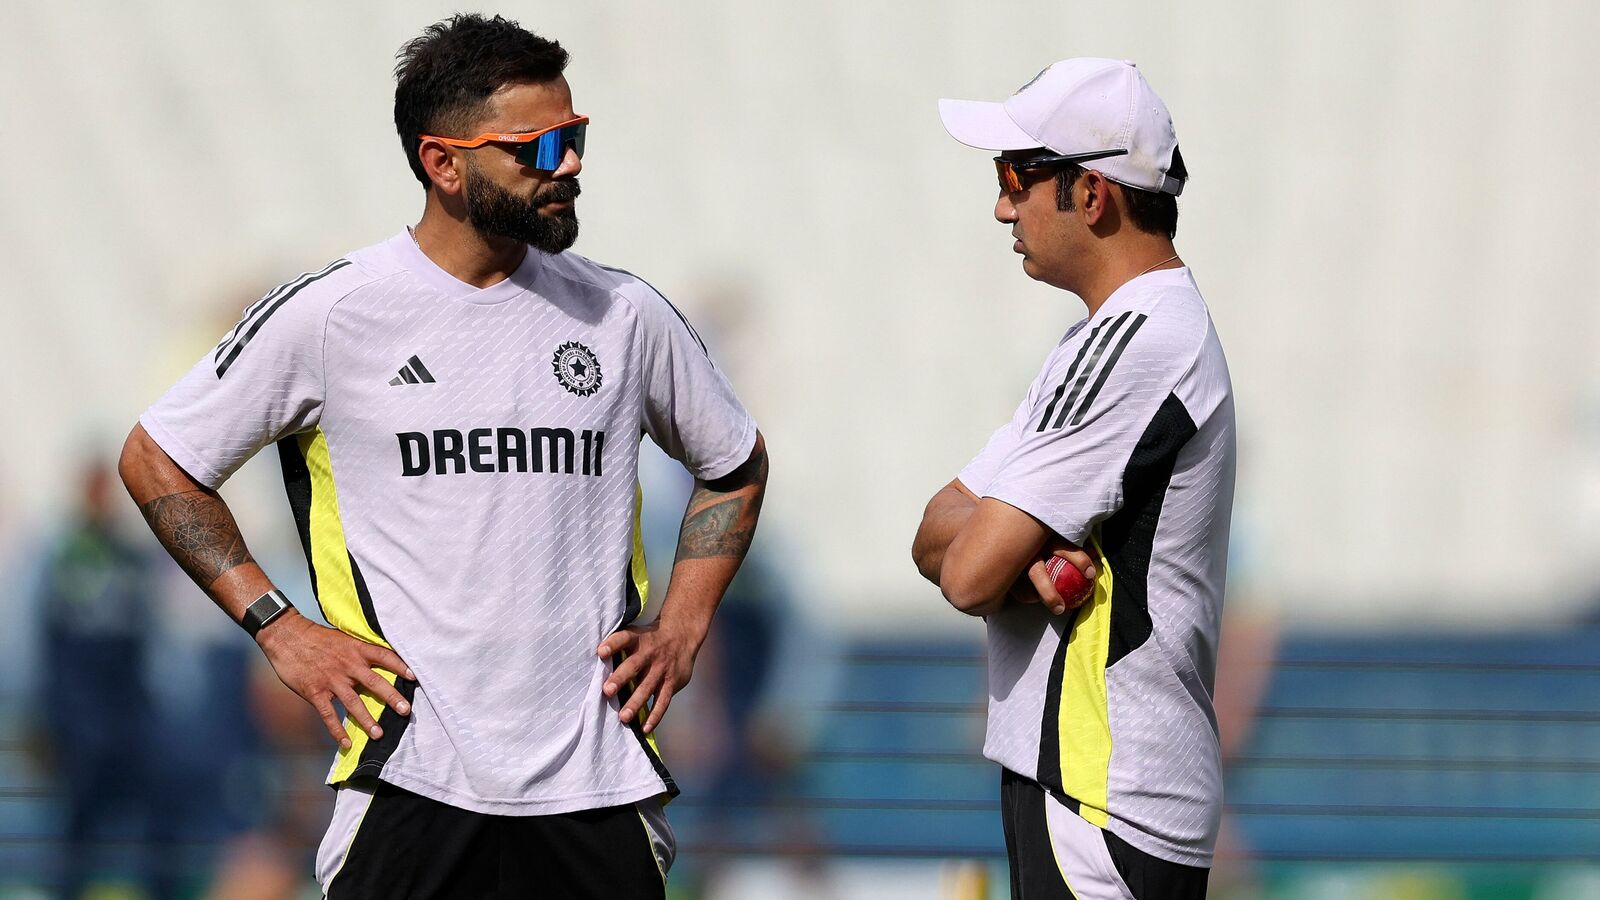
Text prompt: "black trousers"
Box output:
[[325, 781, 669, 899], [1000, 768, 1208, 900]]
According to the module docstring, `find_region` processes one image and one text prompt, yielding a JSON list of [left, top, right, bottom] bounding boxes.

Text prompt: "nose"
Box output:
[[994, 191, 1018, 224], [553, 145, 582, 178]]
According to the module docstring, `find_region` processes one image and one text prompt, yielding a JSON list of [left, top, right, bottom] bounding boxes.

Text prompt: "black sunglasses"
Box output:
[[993, 148, 1129, 193]]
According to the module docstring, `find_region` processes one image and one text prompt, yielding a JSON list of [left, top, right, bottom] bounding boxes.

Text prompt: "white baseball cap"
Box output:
[[939, 58, 1185, 196]]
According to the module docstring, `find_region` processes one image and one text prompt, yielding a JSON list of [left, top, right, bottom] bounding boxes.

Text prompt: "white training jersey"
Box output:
[[958, 267, 1236, 867], [142, 231, 756, 815]]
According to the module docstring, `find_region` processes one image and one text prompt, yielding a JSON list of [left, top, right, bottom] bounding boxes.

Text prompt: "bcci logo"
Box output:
[[552, 341, 602, 397]]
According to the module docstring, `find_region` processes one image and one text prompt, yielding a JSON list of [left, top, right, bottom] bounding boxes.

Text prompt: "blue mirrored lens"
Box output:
[[517, 122, 586, 171]]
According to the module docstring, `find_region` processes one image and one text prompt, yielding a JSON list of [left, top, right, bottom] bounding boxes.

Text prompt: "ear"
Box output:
[[1078, 170, 1111, 227], [418, 139, 465, 196]]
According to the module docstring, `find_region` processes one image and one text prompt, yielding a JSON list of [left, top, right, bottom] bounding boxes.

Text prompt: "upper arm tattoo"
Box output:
[[677, 494, 755, 560], [139, 489, 254, 589], [675, 446, 768, 563]]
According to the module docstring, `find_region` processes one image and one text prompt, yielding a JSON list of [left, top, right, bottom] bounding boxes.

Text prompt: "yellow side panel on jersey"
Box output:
[[632, 483, 650, 612], [628, 482, 667, 759], [1057, 538, 1114, 828], [298, 429, 400, 785]]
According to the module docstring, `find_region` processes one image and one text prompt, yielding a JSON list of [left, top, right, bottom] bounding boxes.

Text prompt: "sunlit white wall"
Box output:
[[3, 1, 1598, 630]]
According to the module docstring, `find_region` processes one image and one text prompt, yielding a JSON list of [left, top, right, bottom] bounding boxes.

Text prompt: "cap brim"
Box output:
[[937, 98, 1041, 151]]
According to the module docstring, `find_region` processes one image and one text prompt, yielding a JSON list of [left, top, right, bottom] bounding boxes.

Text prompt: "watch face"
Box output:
[[244, 591, 291, 636]]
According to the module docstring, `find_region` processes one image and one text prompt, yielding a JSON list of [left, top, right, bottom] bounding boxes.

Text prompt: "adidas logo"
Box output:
[[389, 355, 436, 386]]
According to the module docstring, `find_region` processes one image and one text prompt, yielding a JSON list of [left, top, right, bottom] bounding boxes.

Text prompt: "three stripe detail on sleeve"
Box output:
[[212, 259, 351, 378], [1035, 311, 1148, 432]]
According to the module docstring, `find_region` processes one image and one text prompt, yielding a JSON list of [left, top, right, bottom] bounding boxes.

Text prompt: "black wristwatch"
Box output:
[[241, 589, 294, 638]]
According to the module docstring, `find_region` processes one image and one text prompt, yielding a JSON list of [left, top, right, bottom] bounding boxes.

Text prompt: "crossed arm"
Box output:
[[598, 431, 769, 732], [912, 478, 1095, 618]]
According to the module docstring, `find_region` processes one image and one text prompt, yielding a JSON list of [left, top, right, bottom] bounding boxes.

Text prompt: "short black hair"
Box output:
[[394, 14, 570, 187], [1054, 146, 1186, 239]]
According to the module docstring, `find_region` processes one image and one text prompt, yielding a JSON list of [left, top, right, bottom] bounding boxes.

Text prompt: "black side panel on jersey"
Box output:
[[1099, 393, 1197, 669], [349, 554, 385, 642], [1034, 614, 1074, 794], [276, 435, 324, 616], [612, 654, 681, 800], [622, 562, 644, 627], [628, 720, 679, 799], [345, 552, 412, 777], [278, 433, 414, 780], [351, 676, 419, 780]]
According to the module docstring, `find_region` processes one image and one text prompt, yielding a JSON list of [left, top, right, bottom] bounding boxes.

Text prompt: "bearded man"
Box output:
[[119, 14, 767, 897]]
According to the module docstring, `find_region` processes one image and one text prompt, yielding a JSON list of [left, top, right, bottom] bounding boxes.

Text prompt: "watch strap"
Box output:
[[241, 589, 293, 638]]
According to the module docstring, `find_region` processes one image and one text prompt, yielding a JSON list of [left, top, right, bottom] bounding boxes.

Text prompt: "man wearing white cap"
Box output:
[[912, 59, 1235, 898]]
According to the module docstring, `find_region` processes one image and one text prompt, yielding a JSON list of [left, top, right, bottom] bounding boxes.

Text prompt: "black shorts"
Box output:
[[1000, 768, 1208, 900], [317, 779, 674, 899]]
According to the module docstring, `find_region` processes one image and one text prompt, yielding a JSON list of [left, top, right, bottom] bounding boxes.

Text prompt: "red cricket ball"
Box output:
[[1044, 556, 1094, 607]]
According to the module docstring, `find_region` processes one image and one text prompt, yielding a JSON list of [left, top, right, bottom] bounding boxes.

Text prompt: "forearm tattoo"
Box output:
[[675, 447, 768, 563], [138, 490, 254, 589]]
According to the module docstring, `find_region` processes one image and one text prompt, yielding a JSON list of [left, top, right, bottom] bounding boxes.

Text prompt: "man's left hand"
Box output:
[[597, 618, 703, 733], [1007, 539, 1097, 615]]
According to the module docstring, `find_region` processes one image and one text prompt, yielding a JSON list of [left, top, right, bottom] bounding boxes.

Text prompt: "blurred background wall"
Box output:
[[4, 0, 1599, 628], [1, 2, 1598, 898]]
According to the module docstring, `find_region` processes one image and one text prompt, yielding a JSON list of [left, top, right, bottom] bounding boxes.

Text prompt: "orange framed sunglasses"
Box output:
[[994, 148, 1127, 193], [421, 116, 589, 171]]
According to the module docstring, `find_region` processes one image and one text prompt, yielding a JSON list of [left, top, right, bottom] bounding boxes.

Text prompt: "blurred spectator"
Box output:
[[633, 279, 832, 896], [23, 455, 302, 898], [1209, 499, 1277, 895], [31, 459, 159, 898], [689, 549, 801, 818], [639, 459, 835, 898]]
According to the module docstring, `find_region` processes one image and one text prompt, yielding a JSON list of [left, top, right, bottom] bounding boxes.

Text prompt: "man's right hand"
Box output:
[[255, 611, 414, 749]]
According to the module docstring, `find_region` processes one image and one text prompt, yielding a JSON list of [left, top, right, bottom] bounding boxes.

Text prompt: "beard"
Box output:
[[463, 161, 581, 254]]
